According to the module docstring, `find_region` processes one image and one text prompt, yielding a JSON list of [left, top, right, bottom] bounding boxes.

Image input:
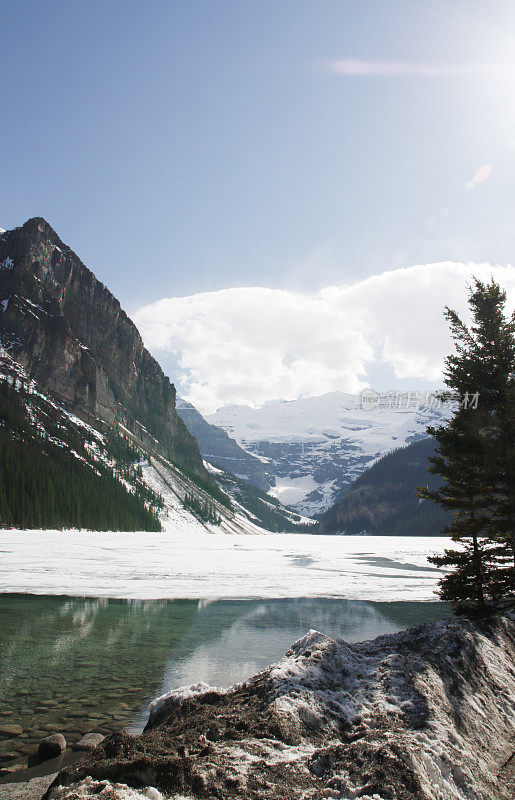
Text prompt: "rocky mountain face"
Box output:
[[0, 218, 207, 480], [44, 610, 515, 800], [208, 392, 449, 517], [176, 397, 273, 491], [318, 437, 452, 535]]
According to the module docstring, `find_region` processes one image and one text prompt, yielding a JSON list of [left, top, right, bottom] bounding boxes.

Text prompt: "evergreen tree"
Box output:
[[182, 490, 222, 525], [419, 278, 515, 608]]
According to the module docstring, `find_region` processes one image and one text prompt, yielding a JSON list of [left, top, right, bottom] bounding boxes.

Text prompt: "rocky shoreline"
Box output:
[[0, 774, 57, 800], [38, 609, 514, 800], [0, 733, 105, 797]]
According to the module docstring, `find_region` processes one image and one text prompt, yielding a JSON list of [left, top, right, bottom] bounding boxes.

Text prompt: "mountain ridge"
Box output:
[[176, 397, 274, 491], [0, 217, 208, 481], [318, 437, 451, 535]]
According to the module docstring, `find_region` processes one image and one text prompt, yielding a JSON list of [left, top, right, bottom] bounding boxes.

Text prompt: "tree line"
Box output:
[[0, 377, 163, 531], [319, 437, 452, 535]]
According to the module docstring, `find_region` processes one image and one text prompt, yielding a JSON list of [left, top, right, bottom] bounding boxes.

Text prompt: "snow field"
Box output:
[[0, 530, 447, 600]]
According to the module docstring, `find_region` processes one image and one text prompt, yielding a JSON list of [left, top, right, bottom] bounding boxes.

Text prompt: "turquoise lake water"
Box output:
[[0, 595, 452, 776]]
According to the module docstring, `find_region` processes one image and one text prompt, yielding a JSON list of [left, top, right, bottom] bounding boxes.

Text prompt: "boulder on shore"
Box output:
[[43, 610, 515, 800]]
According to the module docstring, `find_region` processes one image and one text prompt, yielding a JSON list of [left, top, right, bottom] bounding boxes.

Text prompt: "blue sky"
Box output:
[[2, 1, 515, 408]]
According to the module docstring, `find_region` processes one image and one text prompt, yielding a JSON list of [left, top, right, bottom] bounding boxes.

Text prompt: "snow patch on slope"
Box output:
[[269, 474, 318, 506]]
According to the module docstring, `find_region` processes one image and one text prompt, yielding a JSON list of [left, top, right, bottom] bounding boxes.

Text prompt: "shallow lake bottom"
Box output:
[[0, 594, 452, 779]]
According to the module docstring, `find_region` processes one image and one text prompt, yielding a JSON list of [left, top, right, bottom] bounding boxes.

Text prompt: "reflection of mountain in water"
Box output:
[[152, 598, 453, 712], [0, 596, 200, 700], [0, 595, 452, 763]]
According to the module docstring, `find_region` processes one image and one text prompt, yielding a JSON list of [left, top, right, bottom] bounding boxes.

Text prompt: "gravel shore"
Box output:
[[0, 773, 56, 800]]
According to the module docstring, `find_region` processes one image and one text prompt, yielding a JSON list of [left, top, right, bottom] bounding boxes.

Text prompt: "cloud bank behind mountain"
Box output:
[[133, 262, 515, 414]]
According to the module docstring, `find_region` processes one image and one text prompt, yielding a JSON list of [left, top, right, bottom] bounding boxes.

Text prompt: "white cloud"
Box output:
[[328, 60, 515, 77], [133, 263, 515, 414]]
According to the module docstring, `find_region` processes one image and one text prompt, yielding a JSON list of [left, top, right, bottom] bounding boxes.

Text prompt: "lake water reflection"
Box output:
[[0, 595, 451, 772]]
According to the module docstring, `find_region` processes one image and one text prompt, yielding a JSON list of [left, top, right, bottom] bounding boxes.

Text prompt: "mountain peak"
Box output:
[[0, 217, 210, 480], [4, 216, 58, 240], [24, 216, 53, 229]]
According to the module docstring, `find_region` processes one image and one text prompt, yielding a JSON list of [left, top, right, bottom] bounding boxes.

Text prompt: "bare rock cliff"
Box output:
[[0, 217, 206, 477]]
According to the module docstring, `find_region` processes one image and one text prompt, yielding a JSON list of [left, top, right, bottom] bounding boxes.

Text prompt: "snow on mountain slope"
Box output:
[[176, 396, 273, 490], [208, 392, 448, 516], [0, 347, 270, 536], [141, 455, 271, 536]]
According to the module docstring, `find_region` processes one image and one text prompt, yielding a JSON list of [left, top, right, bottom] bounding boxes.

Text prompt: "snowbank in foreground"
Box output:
[[44, 610, 515, 800], [48, 779, 167, 799]]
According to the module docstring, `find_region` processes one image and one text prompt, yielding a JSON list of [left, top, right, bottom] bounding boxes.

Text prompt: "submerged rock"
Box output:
[[39, 734, 66, 760], [0, 773, 57, 800], [0, 751, 18, 763], [0, 724, 22, 738], [73, 734, 105, 752], [43, 611, 515, 800], [0, 763, 25, 776]]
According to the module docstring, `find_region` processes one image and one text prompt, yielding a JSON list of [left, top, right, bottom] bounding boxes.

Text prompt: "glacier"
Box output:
[[207, 391, 449, 516]]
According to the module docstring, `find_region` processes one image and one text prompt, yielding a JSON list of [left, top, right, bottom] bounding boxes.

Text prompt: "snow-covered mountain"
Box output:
[[207, 392, 449, 516]]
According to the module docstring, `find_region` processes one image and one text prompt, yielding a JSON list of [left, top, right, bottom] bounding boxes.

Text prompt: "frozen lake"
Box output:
[[0, 530, 447, 600]]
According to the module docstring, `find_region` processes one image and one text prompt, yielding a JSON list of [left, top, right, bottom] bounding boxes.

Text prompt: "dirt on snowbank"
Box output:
[[43, 610, 515, 800]]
